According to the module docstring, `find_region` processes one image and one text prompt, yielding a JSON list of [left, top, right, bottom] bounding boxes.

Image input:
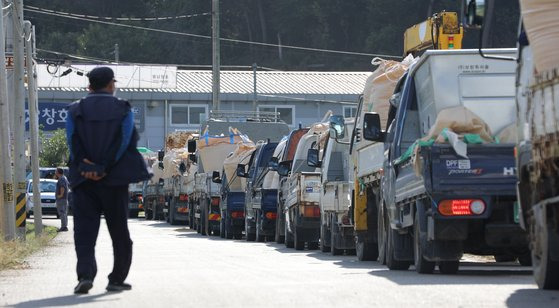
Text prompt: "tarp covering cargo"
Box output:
[[197, 127, 252, 173], [361, 55, 415, 128], [262, 138, 287, 190], [223, 142, 257, 192], [520, 0, 559, 74]]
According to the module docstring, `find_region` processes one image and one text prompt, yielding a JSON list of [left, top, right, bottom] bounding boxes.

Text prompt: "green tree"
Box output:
[[39, 129, 69, 167]]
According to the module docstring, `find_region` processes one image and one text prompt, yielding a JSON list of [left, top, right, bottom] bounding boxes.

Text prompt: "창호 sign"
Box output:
[[25, 102, 70, 131]]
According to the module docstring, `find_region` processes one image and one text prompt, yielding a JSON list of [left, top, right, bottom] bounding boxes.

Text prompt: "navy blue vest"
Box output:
[[67, 92, 151, 188]]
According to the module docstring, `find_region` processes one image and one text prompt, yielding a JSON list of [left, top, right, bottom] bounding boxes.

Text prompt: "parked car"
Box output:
[[26, 179, 59, 217]]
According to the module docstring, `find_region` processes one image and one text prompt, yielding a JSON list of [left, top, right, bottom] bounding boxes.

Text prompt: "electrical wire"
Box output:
[[24, 6, 402, 59], [38, 48, 282, 71], [25, 5, 210, 21]]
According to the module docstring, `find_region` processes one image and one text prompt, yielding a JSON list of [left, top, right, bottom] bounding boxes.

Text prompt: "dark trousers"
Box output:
[[73, 182, 132, 283]]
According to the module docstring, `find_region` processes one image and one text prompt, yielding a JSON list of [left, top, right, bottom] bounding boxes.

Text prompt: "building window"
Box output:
[[170, 104, 208, 126], [257, 105, 295, 125], [343, 106, 357, 118]]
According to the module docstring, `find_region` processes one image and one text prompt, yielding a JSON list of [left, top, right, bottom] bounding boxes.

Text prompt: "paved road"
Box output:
[[1, 216, 558, 308]]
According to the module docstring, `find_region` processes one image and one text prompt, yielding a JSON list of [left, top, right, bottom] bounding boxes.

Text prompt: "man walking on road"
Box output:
[[55, 168, 69, 232], [66, 67, 151, 294]]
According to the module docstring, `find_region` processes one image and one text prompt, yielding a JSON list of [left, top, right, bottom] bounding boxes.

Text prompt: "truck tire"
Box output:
[[275, 211, 285, 244], [377, 204, 387, 265], [414, 214, 435, 274], [285, 221, 294, 248], [438, 261, 459, 274], [356, 238, 378, 261], [219, 215, 226, 238], [169, 202, 178, 226], [532, 213, 559, 289], [331, 216, 343, 255], [320, 223, 330, 253], [386, 209, 411, 271], [129, 209, 139, 219], [294, 227, 305, 251], [308, 242, 319, 250], [201, 211, 207, 236], [145, 209, 153, 220], [246, 228, 256, 241], [256, 215, 265, 242]]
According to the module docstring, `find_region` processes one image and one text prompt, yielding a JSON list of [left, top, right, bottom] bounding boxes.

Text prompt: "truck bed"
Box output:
[[395, 144, 516, 203]]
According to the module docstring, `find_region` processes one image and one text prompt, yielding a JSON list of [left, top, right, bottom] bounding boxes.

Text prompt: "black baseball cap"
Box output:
[[87, 67, 116, 90]]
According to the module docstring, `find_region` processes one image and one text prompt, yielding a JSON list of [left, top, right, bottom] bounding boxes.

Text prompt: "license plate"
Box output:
[[42, 203, 56, 208], [305, 187, 314, 193], [163, 209, 168, 213]]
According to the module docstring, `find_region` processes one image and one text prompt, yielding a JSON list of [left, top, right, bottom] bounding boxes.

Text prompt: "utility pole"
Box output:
[[0, 0, 16, 240], [12, 0, 27, 239], [212, 0, 220, 111], [114, 43, 119, 63], [252, 63, 258, 112], [24, 21, 42, 235]]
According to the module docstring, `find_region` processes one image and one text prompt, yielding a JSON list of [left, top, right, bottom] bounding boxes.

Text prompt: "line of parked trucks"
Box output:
[[134, 0, 559, 290]]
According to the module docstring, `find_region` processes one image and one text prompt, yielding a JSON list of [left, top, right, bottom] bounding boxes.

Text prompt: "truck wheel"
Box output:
[[145, 209, 153, 220], [129, 210, 139, 219], [285, 221, 294, 248], [356, 238, 378, 261], [377, 204, 387, 265], [169, 205, 177, 226], [532, 213, 559, 289], [256, 215, 265, 242], [308, 242, 319, 250], [246, 232, 256, 241], [294, 227, 305, 251], [518, 252, 532, 266], [413, 214, 435, 274], [331, 216, 343, 255], [275, 212, 285, 244], [219, 215, 226, 238], [226, 218, 234, 239], [438, 261, 459, 274], [320, 223, 330, 253], [201, 211, 207, 236], [386, 215, 411, 271]]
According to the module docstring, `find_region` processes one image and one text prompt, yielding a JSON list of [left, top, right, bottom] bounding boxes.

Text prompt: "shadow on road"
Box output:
[[368, 262, 533, 285], [506, 288, 559, 308], [8, 293, 116, 308]]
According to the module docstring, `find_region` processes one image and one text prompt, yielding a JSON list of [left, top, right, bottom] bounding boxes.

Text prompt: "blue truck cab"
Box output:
[[364, 49, 529, 274], [239, 142, 279, 242]]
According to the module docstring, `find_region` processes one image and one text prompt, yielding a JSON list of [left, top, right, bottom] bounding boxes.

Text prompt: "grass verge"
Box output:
[[0, 223, 58, 270]]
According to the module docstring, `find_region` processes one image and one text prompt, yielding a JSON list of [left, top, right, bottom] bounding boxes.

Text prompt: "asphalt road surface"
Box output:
[[1, 216, 558, 308]]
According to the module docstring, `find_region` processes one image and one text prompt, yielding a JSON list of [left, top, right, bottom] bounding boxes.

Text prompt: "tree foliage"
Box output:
[[26, 0, 520, 71], [39, 129, 69, 168]]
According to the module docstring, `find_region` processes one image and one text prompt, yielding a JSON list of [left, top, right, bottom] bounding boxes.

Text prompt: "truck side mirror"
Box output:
[[158, 150, 165, 162], [236, 164, 247, 178], [212, 171, 222, 184], [189, 154, 197, 163], [277, 161, 291, 177], [363, 112, 385, 142], [329, 115, 345, 139], [179, 162, 187, 174], [307, 149, 321, 168], [187, 140, 197, 153], [463, 0, 485, 28], [268, 157, 279, 171]]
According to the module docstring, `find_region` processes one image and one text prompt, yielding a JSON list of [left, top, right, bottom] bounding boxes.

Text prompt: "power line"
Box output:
[[24, 6, 402, 59], [37, 48, 283, 71], [25, 5, 210, 21]]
